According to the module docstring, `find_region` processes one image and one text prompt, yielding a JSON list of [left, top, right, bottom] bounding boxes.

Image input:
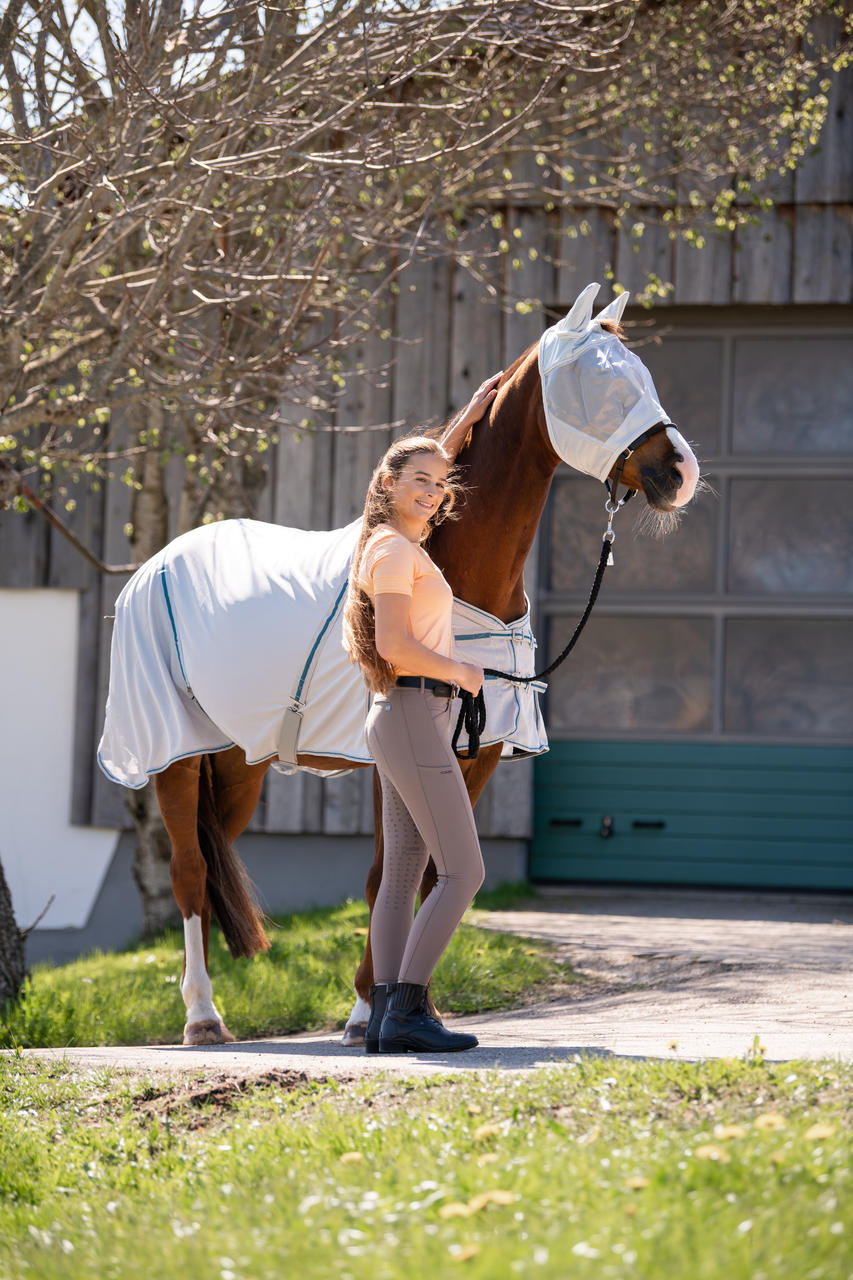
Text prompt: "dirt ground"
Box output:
[[15, 885, 853, 1079]]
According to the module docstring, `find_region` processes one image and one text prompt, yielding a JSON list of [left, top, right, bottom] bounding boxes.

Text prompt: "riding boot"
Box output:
[[378, 981, 478, 1054], [364, 983, 394, 1055]]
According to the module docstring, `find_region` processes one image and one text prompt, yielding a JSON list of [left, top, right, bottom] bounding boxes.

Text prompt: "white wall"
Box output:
[[0, 589, 119, 930]]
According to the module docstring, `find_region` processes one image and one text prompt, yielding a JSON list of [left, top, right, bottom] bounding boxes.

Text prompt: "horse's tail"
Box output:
[[197, 754, 270, 958]]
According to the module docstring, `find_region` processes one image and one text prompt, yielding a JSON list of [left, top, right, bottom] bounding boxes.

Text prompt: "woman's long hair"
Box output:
[[342, 435, 458, 693]]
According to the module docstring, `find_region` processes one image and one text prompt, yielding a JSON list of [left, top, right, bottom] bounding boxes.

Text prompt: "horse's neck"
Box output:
[[430, 349, 559, 623]]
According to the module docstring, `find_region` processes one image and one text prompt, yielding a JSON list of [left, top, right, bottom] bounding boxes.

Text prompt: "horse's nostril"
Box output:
[[671, 465, 683, 488]]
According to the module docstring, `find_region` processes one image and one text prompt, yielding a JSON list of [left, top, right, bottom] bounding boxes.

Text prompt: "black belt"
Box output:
[[396, 676, 456, 697]]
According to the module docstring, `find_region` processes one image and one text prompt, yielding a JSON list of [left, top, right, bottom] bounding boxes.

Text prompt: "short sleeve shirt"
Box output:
[[360, 525, 453, 674]]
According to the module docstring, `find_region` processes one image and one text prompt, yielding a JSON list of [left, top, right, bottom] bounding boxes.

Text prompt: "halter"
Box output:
[[452, 421, 672, 759], [604, 421, 671, 511]]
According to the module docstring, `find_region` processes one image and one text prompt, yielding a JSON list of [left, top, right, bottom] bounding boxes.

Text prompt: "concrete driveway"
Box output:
[[17, 886, 853, 1079]]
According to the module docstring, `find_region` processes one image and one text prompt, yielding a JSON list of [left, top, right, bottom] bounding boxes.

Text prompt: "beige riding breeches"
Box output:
[[366, 683, 485, 986]]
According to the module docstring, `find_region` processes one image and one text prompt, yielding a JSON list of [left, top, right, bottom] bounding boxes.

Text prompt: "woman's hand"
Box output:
[[440, 372, 502, 461], [457, 372, 502, 431], [453, 660, 484, 697]]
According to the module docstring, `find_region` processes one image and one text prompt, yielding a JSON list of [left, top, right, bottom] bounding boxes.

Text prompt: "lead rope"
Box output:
[[452, 496, 623, 759]]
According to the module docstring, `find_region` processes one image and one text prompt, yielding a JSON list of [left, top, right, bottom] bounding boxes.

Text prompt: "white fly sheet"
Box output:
[[98, 518, 547, 790]]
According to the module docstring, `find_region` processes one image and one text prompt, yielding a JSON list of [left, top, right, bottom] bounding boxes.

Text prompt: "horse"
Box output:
[[98, 283, 700, 1046]]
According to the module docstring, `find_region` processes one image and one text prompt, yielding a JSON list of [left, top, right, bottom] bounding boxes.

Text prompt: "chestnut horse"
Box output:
[[140, 290, 700, 1046]]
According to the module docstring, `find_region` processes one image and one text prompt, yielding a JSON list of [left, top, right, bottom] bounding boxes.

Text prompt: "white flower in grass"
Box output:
[[572, 1242, 600, 1258]]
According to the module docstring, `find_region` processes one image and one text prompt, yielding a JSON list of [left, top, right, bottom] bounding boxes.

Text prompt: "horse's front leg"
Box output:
[[409, 743, 504, 1023], [155, 757, 235, 1046], [342, 767, 385, 1046]]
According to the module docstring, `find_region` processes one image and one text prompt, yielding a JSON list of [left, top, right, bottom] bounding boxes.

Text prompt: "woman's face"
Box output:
[[385, 451, 449, 529]]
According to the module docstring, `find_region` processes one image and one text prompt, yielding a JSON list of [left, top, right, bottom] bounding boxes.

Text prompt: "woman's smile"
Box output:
[[384, 452, 449, 537]]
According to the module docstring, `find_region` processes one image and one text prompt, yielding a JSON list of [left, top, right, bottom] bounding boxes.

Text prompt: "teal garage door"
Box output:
[[531, 315, 853, 891], [532, 742, 853, 890]]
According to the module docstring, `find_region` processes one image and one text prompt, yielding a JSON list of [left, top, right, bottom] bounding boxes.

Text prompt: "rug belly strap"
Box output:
[[277, 575, 350, 766], [276, 704, 304, 766]]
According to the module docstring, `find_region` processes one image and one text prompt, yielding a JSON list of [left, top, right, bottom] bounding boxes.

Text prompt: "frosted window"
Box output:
[[732, 337, 853, 453], [729, 479, 853, 596], [724, 619, 853, 737], [546, 615, 714, 735]]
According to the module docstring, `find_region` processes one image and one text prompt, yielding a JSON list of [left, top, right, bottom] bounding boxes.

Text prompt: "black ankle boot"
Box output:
[[365, 983, 394, 1055], [378, 982, 478, 1054]]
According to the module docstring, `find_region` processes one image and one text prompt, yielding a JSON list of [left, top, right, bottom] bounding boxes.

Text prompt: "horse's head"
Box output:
[[538, 283, 700, 523]]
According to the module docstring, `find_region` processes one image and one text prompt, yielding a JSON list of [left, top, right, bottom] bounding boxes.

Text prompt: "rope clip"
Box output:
[[603, 498, 620, 565]]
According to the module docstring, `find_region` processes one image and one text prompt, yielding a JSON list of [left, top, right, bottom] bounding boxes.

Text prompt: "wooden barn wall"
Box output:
[[2, 51, 850, 840]]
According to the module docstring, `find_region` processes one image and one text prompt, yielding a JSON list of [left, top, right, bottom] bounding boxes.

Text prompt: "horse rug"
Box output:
[[98, 518, 548, 790]]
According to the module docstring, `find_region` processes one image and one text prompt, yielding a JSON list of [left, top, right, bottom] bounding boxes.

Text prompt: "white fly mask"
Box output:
[[539, 282, 698, 506]]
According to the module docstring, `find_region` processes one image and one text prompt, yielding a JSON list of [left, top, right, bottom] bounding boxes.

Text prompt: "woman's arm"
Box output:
[[374, 594, 483, 695], [439, 372, 502, 463]]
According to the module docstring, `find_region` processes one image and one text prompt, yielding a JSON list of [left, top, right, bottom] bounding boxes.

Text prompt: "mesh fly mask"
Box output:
[[538, 282, 699, 506]]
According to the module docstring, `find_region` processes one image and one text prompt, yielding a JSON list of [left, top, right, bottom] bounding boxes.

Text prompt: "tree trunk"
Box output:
[[126, 786, 179, 934], [0, 856, 26, 1006], [125, 404, 181, 935]]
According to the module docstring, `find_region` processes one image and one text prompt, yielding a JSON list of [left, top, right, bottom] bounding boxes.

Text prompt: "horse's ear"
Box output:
[[596, 290, 630, 326], [559, 282, 600, 333]]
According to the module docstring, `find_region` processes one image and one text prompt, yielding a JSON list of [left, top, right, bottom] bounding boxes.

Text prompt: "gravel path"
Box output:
[[16, 887, 853, 1079]]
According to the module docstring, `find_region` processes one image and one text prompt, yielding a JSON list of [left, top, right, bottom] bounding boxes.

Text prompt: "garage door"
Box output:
[[531, 313, 853, 891]]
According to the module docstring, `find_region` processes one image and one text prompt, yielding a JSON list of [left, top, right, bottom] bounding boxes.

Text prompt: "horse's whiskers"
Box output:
[[634, 503, 683, 540], [634, 475, 711, 539]]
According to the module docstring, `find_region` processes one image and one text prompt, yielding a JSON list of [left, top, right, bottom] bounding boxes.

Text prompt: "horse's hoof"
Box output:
[[341, 1020, 367, 1047], [183, 1019, 236, 1046]]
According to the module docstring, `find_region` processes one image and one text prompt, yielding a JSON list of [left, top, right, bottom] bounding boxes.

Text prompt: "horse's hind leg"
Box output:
[[210, 745, 270, 843], [155, 756, 235, 1046]]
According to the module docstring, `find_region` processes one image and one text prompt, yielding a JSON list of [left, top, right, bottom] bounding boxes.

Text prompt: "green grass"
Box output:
[[471, 880, 540, 911], [0, 897, 564, 1049], [0, 1054, 850, 1279]]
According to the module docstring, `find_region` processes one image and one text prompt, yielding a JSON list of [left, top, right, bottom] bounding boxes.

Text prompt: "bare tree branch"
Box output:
[[0, 0, 848, 549]]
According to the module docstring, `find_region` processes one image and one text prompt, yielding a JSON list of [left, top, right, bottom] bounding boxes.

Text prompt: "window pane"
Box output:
[[732, 337, 853, 453], [548, 476, 718, 595], [546, 615, 714, 735], [729, 479, 853, 596], [639, 337, 724, 458], [725, 619, 853, 738]]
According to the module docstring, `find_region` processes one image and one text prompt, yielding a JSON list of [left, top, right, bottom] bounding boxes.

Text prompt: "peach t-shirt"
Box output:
[[360, 524, 453, 676]]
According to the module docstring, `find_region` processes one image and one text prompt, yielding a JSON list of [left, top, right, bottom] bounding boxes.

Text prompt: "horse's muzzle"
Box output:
[[640, 459, 684, 511]]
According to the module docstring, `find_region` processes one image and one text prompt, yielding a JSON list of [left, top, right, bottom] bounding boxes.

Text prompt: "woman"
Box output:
[[343, 374, 501, 1054]]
